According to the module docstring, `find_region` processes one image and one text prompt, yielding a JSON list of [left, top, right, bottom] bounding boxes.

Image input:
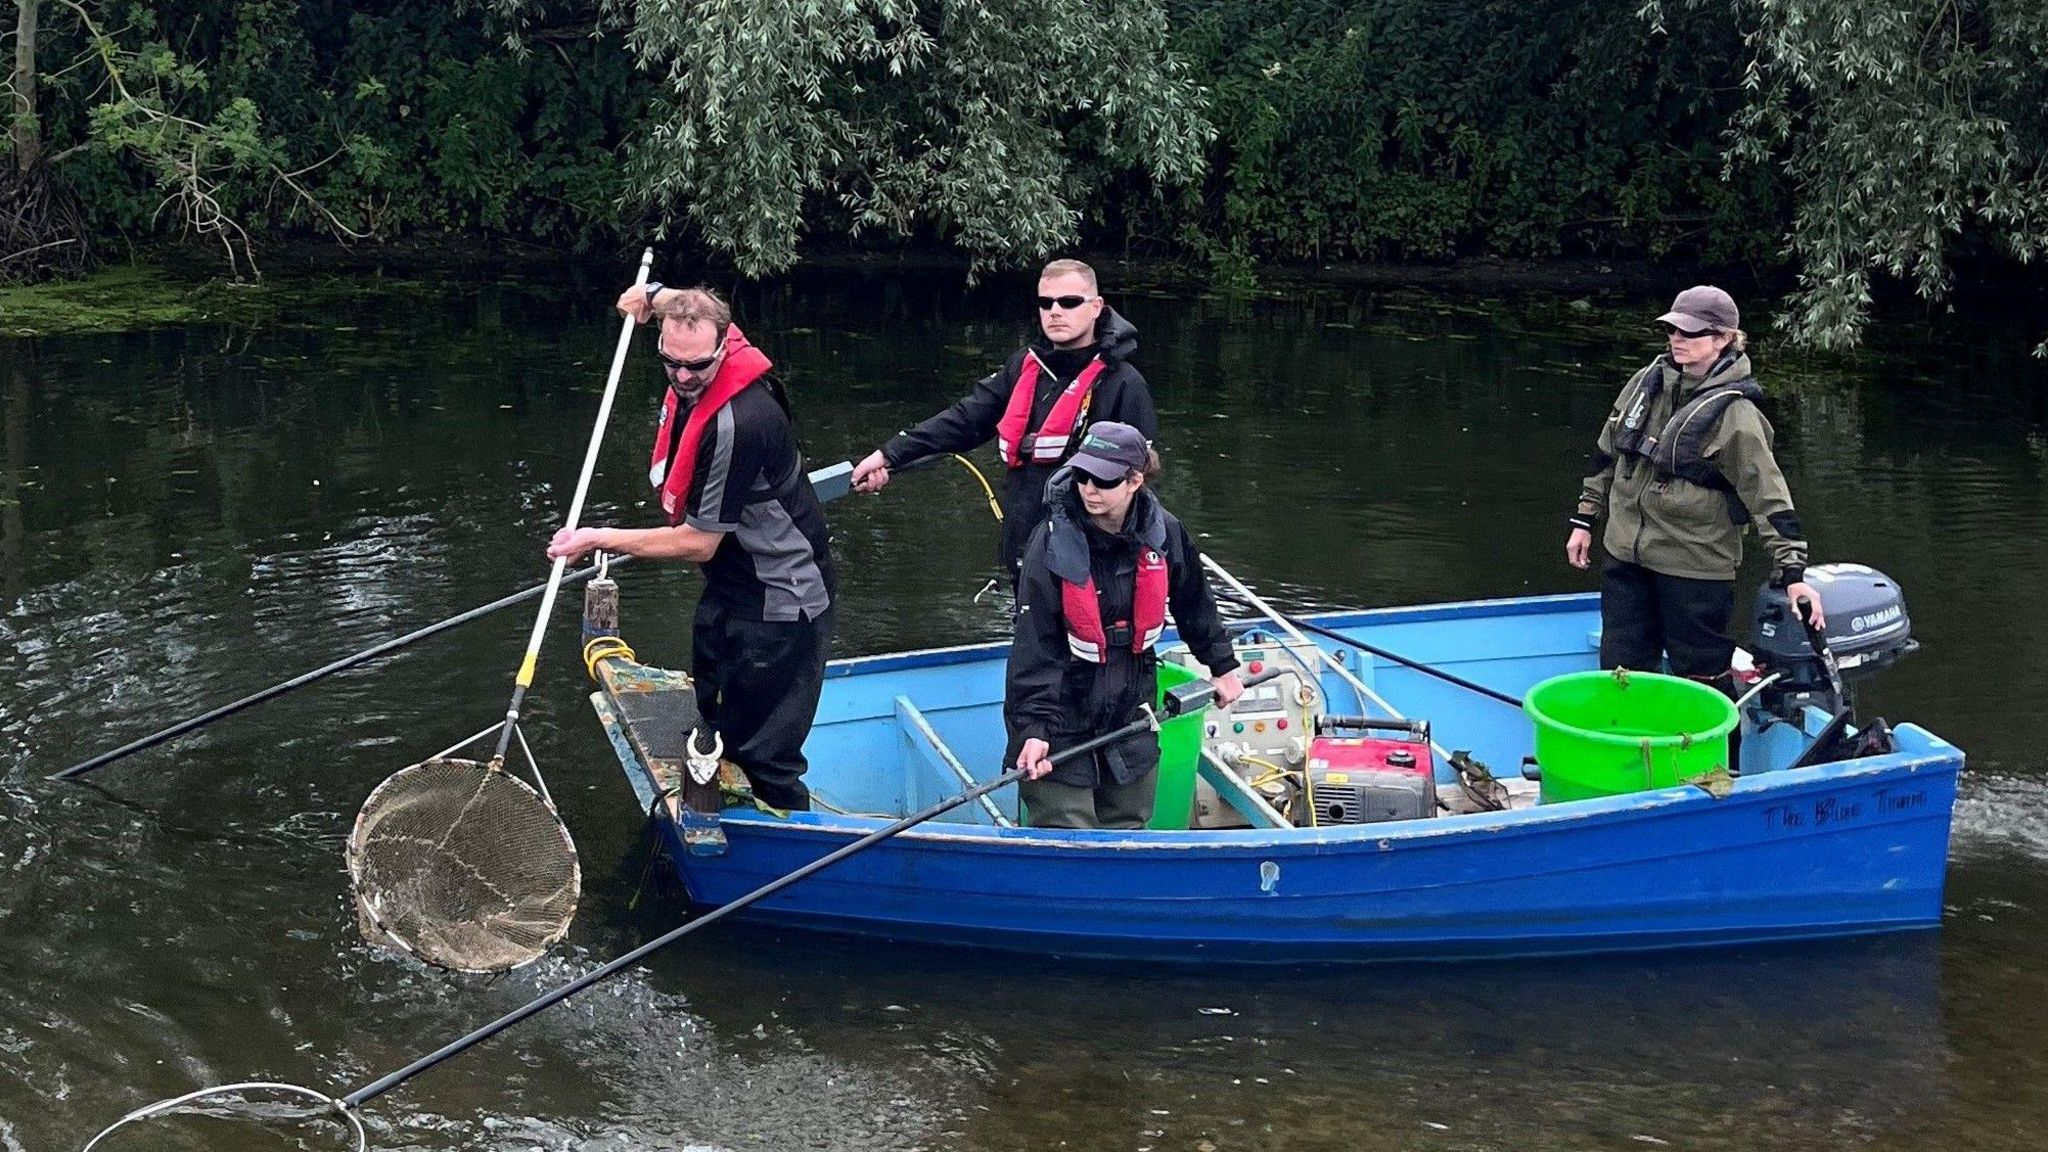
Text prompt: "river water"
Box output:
[[2, 265, 2045, 1151]]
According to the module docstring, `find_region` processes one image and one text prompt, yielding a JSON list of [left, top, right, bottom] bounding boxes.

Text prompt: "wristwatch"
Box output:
[[644, 281, 664, 308]]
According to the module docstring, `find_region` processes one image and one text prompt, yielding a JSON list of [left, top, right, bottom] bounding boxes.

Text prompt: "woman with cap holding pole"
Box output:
[[1005, 421, 1244, 829], [1565, 285, 1826, 697]]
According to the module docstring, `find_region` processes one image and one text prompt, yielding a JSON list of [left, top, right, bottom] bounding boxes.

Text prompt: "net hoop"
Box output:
[[80, 1081, 366, 1152], [347, 757, 580, 974]]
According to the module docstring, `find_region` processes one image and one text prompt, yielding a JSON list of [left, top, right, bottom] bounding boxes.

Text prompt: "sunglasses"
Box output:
[[1037, 294, 1094, 311], [1074, 470, 1130, 490], [1659, 322, 1720, 339], [659, 340, 725, 375]]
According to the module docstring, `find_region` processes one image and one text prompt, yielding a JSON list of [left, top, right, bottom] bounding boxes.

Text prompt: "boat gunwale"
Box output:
[[605, 589, 1962, 853], [691, 743, 1962, 852]]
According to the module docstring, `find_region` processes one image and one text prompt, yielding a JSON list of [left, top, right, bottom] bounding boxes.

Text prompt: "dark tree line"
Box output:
[[5, 0, 2044, 351]]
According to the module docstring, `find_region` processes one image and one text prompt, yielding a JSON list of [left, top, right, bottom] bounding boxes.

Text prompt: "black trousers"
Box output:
[[1599, 559, 1736, 685], [691, 599, 832, 811]]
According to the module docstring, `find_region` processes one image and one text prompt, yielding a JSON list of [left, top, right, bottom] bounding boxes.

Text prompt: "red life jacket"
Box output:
[[648, 325, 772, 526], [1061, 545, 1168, 663], [996, 352, 1105, 468]]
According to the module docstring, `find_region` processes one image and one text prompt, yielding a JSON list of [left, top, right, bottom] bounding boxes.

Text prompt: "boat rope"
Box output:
[[583, 635, 636, 680]]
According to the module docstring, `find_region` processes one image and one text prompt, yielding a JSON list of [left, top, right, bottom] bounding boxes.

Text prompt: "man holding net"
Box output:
[[548, 284, 834, 811]]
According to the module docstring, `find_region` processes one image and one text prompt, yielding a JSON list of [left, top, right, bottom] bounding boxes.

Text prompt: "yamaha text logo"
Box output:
[[1851, 605, 1902, 633]]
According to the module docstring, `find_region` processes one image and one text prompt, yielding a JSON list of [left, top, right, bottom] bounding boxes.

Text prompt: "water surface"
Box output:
[[3, 266, 2046, 1151]]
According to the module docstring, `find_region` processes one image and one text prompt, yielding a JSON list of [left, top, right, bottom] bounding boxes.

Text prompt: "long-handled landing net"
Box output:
[[82, 1082, 368, 1152], [345, 247, 653, 973], [348, 723, 580, 974], [77, 691, 1238, 1152]]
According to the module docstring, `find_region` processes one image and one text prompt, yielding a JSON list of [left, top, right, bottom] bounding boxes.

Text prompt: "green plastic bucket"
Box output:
[[1149, 661, 1206, 830], [1523, 670, 1737, 804]]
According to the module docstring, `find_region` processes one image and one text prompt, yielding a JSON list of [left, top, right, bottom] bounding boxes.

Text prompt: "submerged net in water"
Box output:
[[347, 757, 579, 973]]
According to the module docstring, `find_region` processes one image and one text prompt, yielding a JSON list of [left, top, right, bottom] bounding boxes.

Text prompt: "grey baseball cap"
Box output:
[[1656, 285, 1739, 333], [1067, 421, 1149, 481]]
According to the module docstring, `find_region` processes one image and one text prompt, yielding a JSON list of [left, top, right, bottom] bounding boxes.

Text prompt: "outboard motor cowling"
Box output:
[[1751, 563, 1915, 718]]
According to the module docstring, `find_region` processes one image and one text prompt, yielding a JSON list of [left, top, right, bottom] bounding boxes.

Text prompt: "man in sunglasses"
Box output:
[[1003, 421, 1243, 828], [1565, 285, 1824, 712], [548, 284, 834, 812], [849, 258, 1158, 585]]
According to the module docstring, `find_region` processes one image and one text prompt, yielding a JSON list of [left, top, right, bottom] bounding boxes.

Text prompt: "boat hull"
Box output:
[[648, 750, 1955, 962], [601, 594, 1962, 962]]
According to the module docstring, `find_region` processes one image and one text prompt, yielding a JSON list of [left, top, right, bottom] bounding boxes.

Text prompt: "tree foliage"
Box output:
[[5, 0, 644, 277], [601, 0, 1212, 275], [3, 0, 2044, 353], [1644, 0, 2048, 353], [1155, 0, 1770, 268]]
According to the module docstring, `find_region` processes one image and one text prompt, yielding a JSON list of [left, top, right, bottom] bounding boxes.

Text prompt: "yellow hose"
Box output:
[[947, 453, 1003, 522]]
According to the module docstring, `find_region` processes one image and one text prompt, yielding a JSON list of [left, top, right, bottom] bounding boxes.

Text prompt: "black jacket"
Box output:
[[880, 308, 1158, 575], [1004, 476, 1240, 789]]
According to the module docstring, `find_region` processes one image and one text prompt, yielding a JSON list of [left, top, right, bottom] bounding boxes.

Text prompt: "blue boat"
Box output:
[[589, 588, 1960, 962]]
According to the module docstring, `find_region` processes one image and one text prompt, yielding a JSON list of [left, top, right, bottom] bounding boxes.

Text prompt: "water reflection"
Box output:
[[657, 925, 1950, 1152]]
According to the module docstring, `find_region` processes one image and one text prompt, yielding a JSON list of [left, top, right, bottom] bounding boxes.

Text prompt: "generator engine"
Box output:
[[1298, 716, 1437, 826], [1750, 562, 1915, 720]]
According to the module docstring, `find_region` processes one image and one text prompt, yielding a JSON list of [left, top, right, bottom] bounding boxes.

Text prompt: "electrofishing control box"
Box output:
[[1164, 633, 1327, 767], [1302, 716, 1437, 825]]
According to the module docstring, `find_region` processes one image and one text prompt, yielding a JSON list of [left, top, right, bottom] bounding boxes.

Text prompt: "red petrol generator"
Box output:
[[1299, 716, 1437, 825]]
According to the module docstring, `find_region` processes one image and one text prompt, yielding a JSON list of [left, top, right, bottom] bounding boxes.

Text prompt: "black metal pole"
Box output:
[[50, 558, 630, 781], [340, 708, 1176, 1109], [53, 457, 886, 784], [1214, 592, 1524, 709]]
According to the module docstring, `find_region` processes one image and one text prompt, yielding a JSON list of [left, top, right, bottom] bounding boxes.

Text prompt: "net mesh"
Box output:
[[347, 757, 580, 973]]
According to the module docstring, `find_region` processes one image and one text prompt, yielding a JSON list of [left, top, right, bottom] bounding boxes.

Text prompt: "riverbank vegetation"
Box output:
[[4, 0, 2043, 351]]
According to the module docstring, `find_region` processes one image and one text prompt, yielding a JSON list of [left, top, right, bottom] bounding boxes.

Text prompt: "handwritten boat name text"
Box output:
[[1764, 787, 1927, 833]]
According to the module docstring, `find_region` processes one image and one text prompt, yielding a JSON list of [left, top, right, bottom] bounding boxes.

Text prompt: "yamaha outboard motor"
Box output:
[[1750, 563, 1916, 723]]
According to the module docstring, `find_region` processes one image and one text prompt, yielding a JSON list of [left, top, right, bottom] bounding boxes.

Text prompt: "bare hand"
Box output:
[[1787, 580, 1826, 631], [1566, 527, 1593, 570], [1016, 737, 1053, 780], [548, 526, 607, 562], [615, 284, 654, 325], [1210, 673, 1244, 710], [851, 449, 892, 493]]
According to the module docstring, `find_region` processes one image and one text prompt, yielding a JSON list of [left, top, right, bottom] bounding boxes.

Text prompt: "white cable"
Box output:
[[81, 1081, 366, 1152], [1733, 671, 1785, 712]]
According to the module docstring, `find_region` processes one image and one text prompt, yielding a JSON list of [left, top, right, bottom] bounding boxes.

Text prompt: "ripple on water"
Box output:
[[1952, 772, 2048, 862], [320, 954, 953, 1152]]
